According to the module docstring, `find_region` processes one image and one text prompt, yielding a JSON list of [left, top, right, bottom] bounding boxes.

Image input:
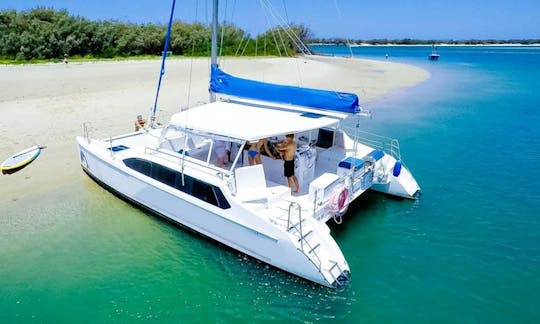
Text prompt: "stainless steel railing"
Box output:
[[342, 125, 402, 161]]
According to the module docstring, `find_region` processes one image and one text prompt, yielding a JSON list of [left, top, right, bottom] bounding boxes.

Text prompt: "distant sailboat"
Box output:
[[429, 45, 440, 61]]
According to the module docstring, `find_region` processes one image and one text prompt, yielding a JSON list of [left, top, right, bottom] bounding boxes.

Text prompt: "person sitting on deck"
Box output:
[[134, 115, 146, 131]]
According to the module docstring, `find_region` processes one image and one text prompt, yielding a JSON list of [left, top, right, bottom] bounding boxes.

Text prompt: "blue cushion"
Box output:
[[364, 149, 384, 161], [338, 157, 364, 170]]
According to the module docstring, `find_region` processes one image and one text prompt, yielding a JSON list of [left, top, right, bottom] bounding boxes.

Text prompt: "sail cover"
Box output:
[[210, 65, 360, 114]]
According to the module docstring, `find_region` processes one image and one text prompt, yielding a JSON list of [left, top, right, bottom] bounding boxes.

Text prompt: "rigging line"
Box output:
[[268, 24, 282, 56], [281, 0, 289, 23], [262, 0, 308, 54], [186, 0, 200, 110], [280, 0, 303, 86], [230, 0, 237, 26], [204, 0, 212, 70], [151, 0, 176, 127], [260, 1, 289, 56], [260, 0, 311, 55], [219, 0, 228, 58], [258, 0, 284, 57], [333, 0, 353, 58], [258, 0, 281, 56], [234, 33, 248, 56], [259, 0, 286, 56], [239, 37, 250, 56]]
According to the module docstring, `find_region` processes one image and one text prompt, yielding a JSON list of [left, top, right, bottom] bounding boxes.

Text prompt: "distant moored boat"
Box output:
[[429, 45, 440, 61]]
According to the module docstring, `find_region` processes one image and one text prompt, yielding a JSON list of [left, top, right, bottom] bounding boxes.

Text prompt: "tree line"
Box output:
[[0, 8, 310, 61]]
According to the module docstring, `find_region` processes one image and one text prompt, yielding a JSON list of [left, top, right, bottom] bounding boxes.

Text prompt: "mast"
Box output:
[[210, 0, 218, 103], [150, 0, 176, 127]]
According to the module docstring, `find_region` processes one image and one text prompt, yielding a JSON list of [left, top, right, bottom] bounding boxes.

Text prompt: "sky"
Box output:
[[1, 0, 539, 40]]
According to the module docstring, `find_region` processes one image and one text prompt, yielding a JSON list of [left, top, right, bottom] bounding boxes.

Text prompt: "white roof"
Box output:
[[169, 100, 347, 142]]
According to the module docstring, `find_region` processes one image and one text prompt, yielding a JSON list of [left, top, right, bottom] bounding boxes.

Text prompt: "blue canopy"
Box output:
[[210, 65, 360, 114]]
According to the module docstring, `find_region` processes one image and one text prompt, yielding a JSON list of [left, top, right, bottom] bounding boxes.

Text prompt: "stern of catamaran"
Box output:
[[340, 124, 421, 200]]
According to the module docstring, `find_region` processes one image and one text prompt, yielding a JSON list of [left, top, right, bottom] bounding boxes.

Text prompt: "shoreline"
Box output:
[[0, 57, 429, 204], [310, 43, 540, 47]]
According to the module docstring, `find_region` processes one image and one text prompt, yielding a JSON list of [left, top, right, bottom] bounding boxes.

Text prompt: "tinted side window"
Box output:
[[123, 158, 230, 209], [192, 180, 218, 206], [152, 163, 176, 187], [214, 187, 231, 209], [174, 172, 193, 194], [124, 158, 151, 177]]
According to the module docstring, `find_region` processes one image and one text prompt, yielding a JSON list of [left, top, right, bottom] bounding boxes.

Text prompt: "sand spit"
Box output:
[[0, 57, 428, 204]]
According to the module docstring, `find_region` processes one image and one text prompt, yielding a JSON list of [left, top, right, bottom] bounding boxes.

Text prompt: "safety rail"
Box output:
[[342, 125, 402, 161], [287, 202, 322, 270], [143, 146, 233, 180], [83, 122, 92, 143], [82, 122, 156, 144], [287, 202, 303, 248]]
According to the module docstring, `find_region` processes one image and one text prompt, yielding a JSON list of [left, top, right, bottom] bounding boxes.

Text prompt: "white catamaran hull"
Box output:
[[370, 154, 421, 199], [77, 136, 349, 287]]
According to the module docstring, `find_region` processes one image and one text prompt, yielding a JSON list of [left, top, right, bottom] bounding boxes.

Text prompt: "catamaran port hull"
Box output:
[[77, 136, 348, 287]]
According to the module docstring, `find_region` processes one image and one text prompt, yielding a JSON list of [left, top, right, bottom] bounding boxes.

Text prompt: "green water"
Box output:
[[2, 47, 540, 322]]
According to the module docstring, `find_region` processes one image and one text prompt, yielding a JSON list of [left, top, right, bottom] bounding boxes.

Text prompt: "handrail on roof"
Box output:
[[165, 124, 245, 144], [144, 146, 234, 179]]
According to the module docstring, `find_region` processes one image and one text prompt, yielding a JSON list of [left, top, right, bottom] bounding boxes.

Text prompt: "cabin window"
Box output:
[[123, 158, 230, 209], [192, 180, 218, 206], [124, 158, 151, 177], [152, 163, 176, 187]]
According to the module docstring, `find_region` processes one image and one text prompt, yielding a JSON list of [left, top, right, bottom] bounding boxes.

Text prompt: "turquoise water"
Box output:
[[2, 46, 540, 322]]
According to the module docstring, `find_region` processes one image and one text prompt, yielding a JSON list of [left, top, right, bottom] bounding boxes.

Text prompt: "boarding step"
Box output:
[[288, 218, 306, 232], [298, 230, 313, 242], [308, 243, 320, 254]]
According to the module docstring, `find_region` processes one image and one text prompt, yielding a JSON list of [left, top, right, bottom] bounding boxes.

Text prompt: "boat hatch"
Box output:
[[108, 145, 129, 152]]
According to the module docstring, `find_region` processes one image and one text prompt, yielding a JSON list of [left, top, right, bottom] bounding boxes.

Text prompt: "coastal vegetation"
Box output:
[[0, 8, 309, 62], [1, 8, 537, 63]]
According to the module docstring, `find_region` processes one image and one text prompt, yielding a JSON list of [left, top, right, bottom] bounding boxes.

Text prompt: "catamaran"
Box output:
[[76, 0, 421, 288]]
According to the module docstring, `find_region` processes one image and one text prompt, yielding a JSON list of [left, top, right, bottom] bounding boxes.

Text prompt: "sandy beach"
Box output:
[[0, 56, 428, 204]]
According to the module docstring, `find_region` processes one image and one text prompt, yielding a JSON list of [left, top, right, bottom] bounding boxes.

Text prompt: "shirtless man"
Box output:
[[277, 134, 300, 193]]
